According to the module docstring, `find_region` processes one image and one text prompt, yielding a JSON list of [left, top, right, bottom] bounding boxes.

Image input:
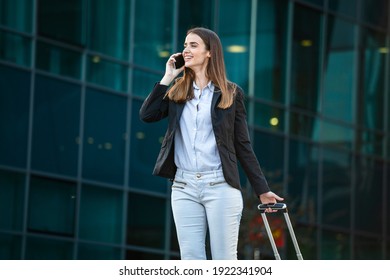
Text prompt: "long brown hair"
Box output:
[[165, 27, 236, 109]]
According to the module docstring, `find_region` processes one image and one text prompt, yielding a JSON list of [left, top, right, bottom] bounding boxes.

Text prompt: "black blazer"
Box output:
[[139, 83, 270, 196]]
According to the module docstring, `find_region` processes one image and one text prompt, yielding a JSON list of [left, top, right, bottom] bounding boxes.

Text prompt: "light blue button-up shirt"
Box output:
[[174, 81, 222, 172]]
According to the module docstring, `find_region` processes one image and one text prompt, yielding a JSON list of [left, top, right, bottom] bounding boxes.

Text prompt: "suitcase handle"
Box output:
[[258, 203, 287, 213]]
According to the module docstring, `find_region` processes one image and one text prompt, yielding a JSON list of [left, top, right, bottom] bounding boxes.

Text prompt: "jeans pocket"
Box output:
[[172, 180, 187, 189]]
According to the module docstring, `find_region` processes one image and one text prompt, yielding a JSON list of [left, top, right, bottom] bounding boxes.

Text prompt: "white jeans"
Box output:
[[171, 169, 243, 260]]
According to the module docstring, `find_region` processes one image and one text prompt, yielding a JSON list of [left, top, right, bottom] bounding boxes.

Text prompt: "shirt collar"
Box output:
[[193, 81, 214, 91]]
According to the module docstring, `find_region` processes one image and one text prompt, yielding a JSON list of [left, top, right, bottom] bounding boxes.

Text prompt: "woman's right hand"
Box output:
[[160, 53, 185, 86]]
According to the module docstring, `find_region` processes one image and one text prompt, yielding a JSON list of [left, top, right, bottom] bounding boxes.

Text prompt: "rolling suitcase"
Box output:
[[257, 203, 304, 260]]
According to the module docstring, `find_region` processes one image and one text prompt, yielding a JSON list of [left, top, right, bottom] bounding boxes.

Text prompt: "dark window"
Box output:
[[82, 88, 127, 185], [79, 184, 123, 244], [28, 176, 77, 237], [0, 66, 30, 168], [31, 75, 81, 177], [0, 170, 25, 231]]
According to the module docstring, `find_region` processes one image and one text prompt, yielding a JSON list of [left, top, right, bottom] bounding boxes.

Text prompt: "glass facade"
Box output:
[[0, 0, 389, 260]]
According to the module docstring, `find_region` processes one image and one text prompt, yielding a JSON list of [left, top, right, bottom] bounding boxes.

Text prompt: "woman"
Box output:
[[140, 27, 283, 260]]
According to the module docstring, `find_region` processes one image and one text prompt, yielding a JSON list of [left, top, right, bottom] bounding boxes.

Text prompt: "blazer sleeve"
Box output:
[[233, 88, 270, 196], [139, 83, 170, 123]]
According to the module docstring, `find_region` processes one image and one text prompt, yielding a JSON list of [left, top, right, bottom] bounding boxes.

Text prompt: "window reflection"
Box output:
[[36, 41, 82, 79], [0, 0, 33, 32], [288, 140, 319, 223], [129, 99, 168, 193], [323, 17, 356, 124], [32, 75, 81, 177], [321, 148, 351, 228], [328, 0, 358, 18], [134, 0, 173, 69], [358, 28, 386, 131], [82, 88, 127, 185], [38, 0, 85, 45], [291, 4, 321, 112], [88, 0, 131, 60], [0, 30, 31, 67], [254, 0, 287, 103]]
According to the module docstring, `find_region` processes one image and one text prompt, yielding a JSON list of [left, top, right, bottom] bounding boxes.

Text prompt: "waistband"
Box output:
[[175, 169, 224, 179]]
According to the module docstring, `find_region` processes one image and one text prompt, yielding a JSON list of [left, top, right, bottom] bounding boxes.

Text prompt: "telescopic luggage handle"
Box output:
[[257, 203, 304, 260]]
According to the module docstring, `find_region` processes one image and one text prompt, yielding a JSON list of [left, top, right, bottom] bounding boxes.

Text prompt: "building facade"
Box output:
[[0, 0, 389, 260]]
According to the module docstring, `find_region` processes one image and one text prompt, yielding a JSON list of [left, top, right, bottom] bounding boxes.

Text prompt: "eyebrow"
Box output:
[[184, 41, 199, 46]]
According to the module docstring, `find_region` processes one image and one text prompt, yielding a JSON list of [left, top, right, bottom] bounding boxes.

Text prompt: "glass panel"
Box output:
[[127, 193, 166, 249], [301, 0, 324, 7], [28, 176, 76, 236], [86, 55, 128, 92], [134, 0, 173, 69], [357, 130, 384, 156], [321, 148, 351, 228], [79, 184, 123, 244], [88, 0, 130, 60], [31, 75, 81, 177], [0, 0, 32, 32], [0, 30, 31, 67], [77, 243, 121, 260], [388, 164, 390, 238], [129, 99, 168, 193], [290, 112, 319, 140], [328, 0, 358, 18], [252, 131, 284, 193], [358, 28, 386, 131], [254, 0, 288, 103], [252, 102, 284, 132], [320, 230, 350, 259], [0, 66, 30, 168], [0, 170, 25, 231], [0, 233, 22, 260], [288, 140, 319, 223], [36, 41, 82, 79], [355, 156, 383, 234], [38, 0, 85, 45], [319, 120, 354, 150], [218, 0, 251, 92], [126, 250, 164, 260], [354, 236, 382, 259], [178, 0, 213, 40], [291, 5, 321, 113], [361, 0, 388, 29], [323, 17, 356, 124], [82, 88, 127, 185], [287, 226, 317, 260], [25, 237, 73, 260], [132, 70, 162, 98]]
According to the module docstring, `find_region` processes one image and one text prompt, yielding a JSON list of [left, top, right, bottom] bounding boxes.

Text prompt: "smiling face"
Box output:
[[182, 32, 211, 72]]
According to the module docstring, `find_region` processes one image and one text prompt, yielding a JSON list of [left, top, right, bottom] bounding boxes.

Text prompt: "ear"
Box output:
[[206, 51, 211, 58]]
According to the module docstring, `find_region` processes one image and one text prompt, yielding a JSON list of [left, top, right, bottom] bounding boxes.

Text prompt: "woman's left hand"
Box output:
[[259, 191, 284, 213]]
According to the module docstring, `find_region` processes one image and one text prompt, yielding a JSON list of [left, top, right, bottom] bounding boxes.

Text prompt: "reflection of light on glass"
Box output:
[[104, 142, 112, 150], [301, 40, 313, 47], [379, 47, 389, 54], [226, 45, 247, 53], [270, 117, 279, 126], [92, 56, 101, 63], [159, 50, 170, 58], [87, 137, 94, 144], [136, 132, 145, 140], [158, 136, 164, 144]]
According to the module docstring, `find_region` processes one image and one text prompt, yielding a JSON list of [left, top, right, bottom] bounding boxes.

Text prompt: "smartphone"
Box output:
[[174, 54, 185, 69]]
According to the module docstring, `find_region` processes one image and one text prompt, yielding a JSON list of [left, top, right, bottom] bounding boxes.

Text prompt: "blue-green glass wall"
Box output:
[[0, 0, 389, 260]]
